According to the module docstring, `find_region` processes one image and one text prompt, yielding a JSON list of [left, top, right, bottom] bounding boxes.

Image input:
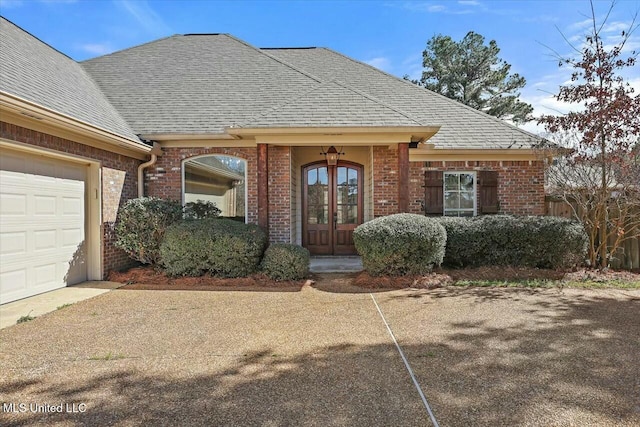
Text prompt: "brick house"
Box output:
[[0, 18, 544, 302]]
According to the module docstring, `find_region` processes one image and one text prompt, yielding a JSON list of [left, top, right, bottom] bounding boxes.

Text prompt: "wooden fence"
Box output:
[[545, 197, 640, 270]]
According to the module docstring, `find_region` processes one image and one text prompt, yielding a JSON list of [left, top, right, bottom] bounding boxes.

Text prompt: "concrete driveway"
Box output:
[[1, 277, 638, 426]]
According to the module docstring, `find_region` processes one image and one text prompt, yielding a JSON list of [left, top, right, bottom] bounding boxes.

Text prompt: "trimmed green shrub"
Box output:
[[115, 197, 183, 265], [160, 219, 267, 277], [436, 215, 588, 269], [183, 200, 221, 220], [353, 213, 446, 276], [261, 243, 310, 281]]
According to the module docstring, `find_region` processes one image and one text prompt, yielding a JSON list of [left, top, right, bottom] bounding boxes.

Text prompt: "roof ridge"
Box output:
[[80, 34, 180, 63], [330, 79, 424, 126], [1, 17, 75, 61], [317, 47, 545, 144], [79, 64, 142, 142], [233, 81, 327, 128], [223, 34, 324, 84], [1, 17, 141, 142]]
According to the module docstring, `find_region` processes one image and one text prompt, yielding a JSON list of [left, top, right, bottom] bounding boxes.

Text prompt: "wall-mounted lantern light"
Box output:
[[321, 146, 343, 166]]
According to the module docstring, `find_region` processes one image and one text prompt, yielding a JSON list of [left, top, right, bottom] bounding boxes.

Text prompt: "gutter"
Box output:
[[137, 142, 163, 197]]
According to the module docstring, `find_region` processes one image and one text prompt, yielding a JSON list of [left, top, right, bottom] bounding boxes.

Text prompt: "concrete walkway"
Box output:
[[0, 281, 122, 329], [310, 256, 363, 273]]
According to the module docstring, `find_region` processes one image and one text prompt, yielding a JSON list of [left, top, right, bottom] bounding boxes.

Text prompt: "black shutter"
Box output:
[[478, 170, 499, 214], [424, 171, 443, 216]]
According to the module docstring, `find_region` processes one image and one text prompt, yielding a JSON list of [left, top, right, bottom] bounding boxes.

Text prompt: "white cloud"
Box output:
[[116, 0, 172, 37], [567, 18, 593, 32], [0, 0, 23, 8], [458, 0, 480, 5], [365, 57, 392, 72], [401, 54, 423, 80], [396, 2, 475, 15], [601, 21, 631, 34], [78, 43, 114, 56]]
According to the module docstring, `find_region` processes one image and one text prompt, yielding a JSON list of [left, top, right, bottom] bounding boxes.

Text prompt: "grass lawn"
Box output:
[[453, 278, 640, 288]]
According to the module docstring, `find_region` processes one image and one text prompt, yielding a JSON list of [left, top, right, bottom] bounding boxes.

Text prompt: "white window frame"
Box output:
[[443, 171, 477, 217]]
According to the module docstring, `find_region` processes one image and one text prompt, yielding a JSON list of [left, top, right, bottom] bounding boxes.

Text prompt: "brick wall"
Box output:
[[1, 122, 141, 276], [267, 146, 291, 242], [408, 160, 545, 216], [145, 147, 258, 225], [372, 146, 399, 217]]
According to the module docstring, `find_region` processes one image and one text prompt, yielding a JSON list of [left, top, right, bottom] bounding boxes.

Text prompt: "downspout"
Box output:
[[137, 142, 162, 197]]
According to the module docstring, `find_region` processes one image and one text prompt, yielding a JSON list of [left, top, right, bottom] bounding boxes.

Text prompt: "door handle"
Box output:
[[333, 212, 338, 230]]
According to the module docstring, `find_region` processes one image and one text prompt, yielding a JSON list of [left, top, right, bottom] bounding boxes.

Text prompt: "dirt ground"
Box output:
[[1, 277, 639, 426]]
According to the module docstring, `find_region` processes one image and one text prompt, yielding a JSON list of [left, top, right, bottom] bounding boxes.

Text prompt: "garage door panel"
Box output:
[[34, 195, 57, 216], [34, 229, 57, 250], [0, 193, 27, 215], [0, 269, 27, 298], [34, 263, 57, 287], [62, 197, 83, 216], [0, 148, 88, 304], [0, 231, 27, 255]]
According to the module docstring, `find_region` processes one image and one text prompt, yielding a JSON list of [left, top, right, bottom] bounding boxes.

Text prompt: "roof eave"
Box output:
[[225, 125, 440, 145], [0, 92, 151, 156]]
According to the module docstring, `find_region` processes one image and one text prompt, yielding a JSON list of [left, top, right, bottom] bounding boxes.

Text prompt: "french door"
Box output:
[[302, 161, 363, 255]]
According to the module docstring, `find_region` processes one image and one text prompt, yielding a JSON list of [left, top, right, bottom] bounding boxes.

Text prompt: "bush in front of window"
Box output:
[[160, 219, 267, 277], [437, 215, 588, 269], [353, 213, 446, 276], [183, 200, 221, 219], [115, 197, 184, 265], [261, 243, 310, 281]]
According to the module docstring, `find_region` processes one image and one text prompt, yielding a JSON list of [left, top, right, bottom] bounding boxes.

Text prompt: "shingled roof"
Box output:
[[2, 22, 542, 150], [0, 18, 140, 143], [266, 47, 542, 149]]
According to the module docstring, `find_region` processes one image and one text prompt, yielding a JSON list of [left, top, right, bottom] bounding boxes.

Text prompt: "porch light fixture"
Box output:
[[321, 146, 343, 166]]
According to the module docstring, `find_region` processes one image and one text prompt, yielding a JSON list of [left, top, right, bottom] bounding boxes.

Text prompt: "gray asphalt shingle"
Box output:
[[0, 18, 140, 142], [267, 47, 542, 149], [2, 21, 542, 150]]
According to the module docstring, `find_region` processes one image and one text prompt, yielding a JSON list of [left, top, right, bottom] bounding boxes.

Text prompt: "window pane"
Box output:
[[337, 167, 347, 186], [460, 174, 474, 191], [308, 185, 327, 205], [444, 192, 459, 209], [183, 155, 246, 221], [308, 204, 328, 224], [308, 169, 317, 185], [337, 185, 348, 205], [444, 174, 459, 190], [348, 205, 357, 224], [348, 168, 358, 185], [318, 167, 328, 185], [460, 192, 474, 209]]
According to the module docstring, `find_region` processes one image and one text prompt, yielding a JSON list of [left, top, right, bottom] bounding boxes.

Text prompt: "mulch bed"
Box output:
[[108, 267, 306, 292], [108, 265, 640, 293], [351, 266, 640, 290]]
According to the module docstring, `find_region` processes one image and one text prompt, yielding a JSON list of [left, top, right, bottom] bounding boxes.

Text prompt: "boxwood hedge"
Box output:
[[160, 219, 267, 277], [353, 213, 446, 276], [437, 215, 588, 269], [261, 243, 310, 281], [115, 197, 183, 265]]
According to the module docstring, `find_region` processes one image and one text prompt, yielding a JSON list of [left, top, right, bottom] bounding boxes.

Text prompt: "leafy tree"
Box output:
[[413, 31, 533, 123], [538, 1, 640, 268]]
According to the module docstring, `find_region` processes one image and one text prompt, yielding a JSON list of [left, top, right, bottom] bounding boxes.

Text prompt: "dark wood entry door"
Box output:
[[303, 161, 363, 255]]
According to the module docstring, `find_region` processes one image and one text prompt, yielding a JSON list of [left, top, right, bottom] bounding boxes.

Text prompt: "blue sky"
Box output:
[[1, 0, 639, 134]]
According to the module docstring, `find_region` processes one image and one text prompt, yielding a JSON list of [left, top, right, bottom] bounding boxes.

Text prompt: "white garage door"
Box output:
[[0, 148, 87, 304]]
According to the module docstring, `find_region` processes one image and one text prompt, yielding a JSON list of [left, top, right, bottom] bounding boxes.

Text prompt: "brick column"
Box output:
[[257, 144, 269, 233], [398, 143, 409, 212]]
